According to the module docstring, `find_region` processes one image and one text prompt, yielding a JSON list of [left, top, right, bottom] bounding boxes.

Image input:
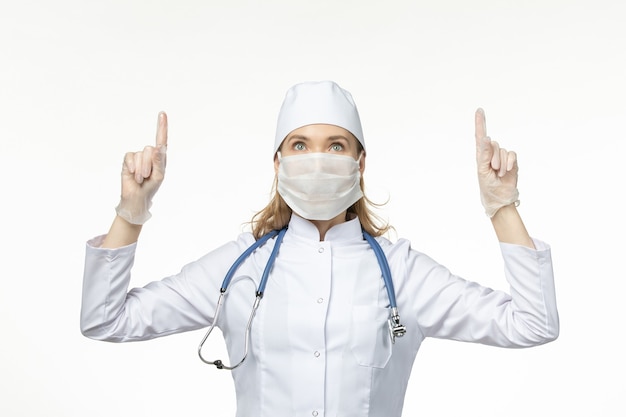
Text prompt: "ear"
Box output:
[[274, 153, 280, 174], [358, 151, 366, 174]]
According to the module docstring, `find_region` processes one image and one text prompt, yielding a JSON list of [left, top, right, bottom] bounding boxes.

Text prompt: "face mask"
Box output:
[[277, 152, 363, 221]]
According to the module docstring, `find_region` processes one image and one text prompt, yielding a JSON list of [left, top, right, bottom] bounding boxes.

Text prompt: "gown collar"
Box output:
[[287, 214, 363, 243]]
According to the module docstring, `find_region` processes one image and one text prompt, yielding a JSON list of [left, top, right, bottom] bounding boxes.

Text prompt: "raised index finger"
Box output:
[[156, 111, 168, 148], [475, 107, 487, 143]]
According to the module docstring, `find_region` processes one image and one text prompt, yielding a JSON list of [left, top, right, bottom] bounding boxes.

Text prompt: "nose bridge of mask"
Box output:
[[280, 152, 359, 177], [323, 153, 360, 176]]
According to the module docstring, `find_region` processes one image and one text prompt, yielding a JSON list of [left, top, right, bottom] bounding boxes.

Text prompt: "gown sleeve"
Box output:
[[80, 233, 255, 342], [393, 238, 559, 347]]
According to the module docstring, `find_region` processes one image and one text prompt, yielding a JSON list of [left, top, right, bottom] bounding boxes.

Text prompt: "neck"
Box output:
[[307, 211, 348, 241]]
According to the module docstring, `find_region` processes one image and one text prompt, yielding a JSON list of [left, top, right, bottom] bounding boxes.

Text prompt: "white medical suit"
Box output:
[[81, 214, 559, 417]]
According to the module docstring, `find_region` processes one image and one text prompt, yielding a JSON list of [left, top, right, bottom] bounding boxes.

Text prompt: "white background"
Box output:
[[1, 0, 624, 416]]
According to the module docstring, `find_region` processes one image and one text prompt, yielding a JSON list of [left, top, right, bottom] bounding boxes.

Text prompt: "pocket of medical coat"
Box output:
[[350, 306, 392, 368]]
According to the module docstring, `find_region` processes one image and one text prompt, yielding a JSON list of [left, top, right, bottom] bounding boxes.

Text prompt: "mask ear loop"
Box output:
[[355, 150, 365, 177]]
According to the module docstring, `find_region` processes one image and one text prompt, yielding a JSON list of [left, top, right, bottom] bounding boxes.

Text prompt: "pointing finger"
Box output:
[[156, 111, 168, 148], [475, 108, 487, 144], [474, 108, 493, 167]]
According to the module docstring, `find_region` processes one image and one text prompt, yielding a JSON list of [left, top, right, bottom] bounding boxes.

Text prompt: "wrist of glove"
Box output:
[[479, 185, 520, 218], [115, 197, 153, 225]]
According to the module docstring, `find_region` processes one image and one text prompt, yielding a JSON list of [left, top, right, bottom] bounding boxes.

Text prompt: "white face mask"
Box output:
[[277, 152, 363, 221]]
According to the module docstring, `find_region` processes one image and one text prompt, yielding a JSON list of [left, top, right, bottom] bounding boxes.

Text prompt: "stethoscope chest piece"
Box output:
[[388, 307, 407, 344]]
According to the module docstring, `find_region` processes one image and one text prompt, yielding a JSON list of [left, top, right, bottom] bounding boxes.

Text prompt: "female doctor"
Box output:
[[81, 80, 559, 417]]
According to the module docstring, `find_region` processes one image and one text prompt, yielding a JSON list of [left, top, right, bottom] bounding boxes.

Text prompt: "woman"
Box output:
[[81, 80, 559, 417]]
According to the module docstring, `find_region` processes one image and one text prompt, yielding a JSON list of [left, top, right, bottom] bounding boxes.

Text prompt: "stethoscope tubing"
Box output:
[[362, 230, 397, 308], [198, 225, 405, 370]]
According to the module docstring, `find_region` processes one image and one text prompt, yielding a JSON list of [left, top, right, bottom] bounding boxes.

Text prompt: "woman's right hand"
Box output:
[[115, 112, 168, 225]]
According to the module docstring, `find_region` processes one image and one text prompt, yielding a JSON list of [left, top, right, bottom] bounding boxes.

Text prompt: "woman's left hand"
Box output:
[[474, 108, 520, 217]]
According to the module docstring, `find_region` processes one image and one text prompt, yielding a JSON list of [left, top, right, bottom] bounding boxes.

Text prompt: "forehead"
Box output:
[[287, 124, 358, 143]]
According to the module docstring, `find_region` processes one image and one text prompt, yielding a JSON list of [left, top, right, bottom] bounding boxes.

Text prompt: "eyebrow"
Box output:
[[286, 134, 350, 142]]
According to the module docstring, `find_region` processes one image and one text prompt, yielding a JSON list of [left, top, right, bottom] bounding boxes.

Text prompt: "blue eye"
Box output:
[[331, 143, 344, 151], [294, 142, 306, 151]]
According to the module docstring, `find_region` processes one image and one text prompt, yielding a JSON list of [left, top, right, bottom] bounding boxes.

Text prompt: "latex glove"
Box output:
[[115, 112, 168, 224], [474, 108, 519, 217]]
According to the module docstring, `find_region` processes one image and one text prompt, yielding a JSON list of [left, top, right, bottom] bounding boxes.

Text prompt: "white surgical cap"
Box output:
[[273, 80, 365, 155]]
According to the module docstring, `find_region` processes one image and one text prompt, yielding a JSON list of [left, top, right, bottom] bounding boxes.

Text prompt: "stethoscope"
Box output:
[[197, 226, 406, 370]]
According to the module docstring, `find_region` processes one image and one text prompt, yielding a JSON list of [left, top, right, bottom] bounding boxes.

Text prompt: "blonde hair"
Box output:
[[249, 175, 390, 240]]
